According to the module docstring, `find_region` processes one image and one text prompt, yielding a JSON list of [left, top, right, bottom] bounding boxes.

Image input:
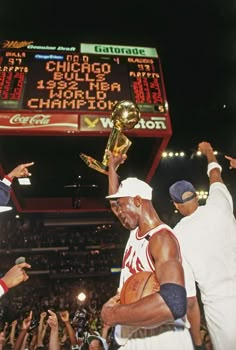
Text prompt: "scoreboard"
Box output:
[[0, 40, 168, 114], [0, 41, 172, 214]]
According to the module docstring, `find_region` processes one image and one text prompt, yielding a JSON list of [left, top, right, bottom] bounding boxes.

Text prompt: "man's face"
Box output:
[[89, 339, 104, 349], [115, 197, 139, 230]]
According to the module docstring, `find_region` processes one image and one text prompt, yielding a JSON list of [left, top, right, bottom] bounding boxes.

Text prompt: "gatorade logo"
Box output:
[[80, 43, 158, 58]]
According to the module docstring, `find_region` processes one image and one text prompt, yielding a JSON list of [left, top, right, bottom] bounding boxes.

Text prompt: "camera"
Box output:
[[28, 318, 39, 332], [73, 308, 89, 337]]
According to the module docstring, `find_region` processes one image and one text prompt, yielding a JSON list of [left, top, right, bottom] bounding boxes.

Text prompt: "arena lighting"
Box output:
[[163, 150, 219, 158], [77, 292, 87, 303], [162, 151, 185, 158], [196, 190, 209, 200], [196, 150, 218, 157]]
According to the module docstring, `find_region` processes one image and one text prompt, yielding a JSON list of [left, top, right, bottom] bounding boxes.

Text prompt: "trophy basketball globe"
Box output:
[[80, 100, 141, 175]]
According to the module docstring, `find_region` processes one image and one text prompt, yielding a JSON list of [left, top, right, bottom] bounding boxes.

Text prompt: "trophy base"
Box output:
[[80, 153, 108, 175]]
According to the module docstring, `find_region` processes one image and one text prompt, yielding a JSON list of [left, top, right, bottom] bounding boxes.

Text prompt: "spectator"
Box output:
[[59, 310, 78, 349], [225, 155, 236, 169], [87, 334, 108, 350], [169, 141, 236, 350], [47, 310, 60, 350], [0, 262, 31, 298], [0, 322, 7, 350], [13, 310, 32, 350], [0, 162, 34, 211], [36, 311, 48, 349]]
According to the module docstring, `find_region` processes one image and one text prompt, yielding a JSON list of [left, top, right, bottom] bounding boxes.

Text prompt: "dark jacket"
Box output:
[[0, 180, 11, 206]]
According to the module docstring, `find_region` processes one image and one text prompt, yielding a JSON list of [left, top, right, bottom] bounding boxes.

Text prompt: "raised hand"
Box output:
[[1, 262, 31, 289], [7, 162, 34, 180]]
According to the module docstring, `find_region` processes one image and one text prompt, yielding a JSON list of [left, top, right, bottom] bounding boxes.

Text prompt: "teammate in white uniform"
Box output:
[[101, 151, 195, 350], [169, 141, 236, 350]]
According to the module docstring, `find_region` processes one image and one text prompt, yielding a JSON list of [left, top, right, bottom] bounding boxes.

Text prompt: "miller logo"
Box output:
[[1, 40, 34, 49]]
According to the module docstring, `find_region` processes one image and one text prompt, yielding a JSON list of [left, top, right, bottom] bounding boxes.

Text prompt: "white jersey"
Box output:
[[173, 182, 236, 350], [115, 224, 194, 350]]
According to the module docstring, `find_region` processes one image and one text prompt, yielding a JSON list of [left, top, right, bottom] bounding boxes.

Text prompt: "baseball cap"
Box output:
[[0, 206, 12, 213], [87, 335, 108, 350], [169, 180, 196, 203], [106, 177, 152, 200]]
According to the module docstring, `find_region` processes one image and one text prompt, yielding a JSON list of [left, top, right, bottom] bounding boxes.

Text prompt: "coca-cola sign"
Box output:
[[0, 113, 79, 134], [9, 114, 51, 125]]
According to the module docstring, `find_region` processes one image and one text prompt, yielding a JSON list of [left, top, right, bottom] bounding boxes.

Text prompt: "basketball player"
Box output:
[[101, 151, 195, 350]]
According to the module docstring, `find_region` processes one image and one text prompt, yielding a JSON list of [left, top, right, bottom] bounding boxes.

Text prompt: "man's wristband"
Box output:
[[207, 162, 222, 177], [0, 279, 9, 293]]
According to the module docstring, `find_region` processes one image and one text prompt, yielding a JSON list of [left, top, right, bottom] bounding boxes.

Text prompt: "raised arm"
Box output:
[[13, 311, 32, 350], [47, 310, 60, 350], [9, 320, 17, 348], [59, 310, 78, 348], [198, 141, 223, 185], [37, 311, 47, 348], [106, 150, 127, 215]]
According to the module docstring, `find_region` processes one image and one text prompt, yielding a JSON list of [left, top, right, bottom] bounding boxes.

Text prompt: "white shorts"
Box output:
[[115, 325, 194, 350]]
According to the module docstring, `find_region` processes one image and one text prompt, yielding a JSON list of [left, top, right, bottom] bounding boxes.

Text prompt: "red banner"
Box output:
[[0, 112, 171, 137], [0, 113, 78, 134]]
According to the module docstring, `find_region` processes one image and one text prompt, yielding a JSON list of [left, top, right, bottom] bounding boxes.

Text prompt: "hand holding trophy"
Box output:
[[80, 100, 141, 175]]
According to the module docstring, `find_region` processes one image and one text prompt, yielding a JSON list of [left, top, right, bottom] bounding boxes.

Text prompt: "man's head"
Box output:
[[106, 177, 153, 230], [87, 335, 108, 350], [106, 177, 152, 201], [169, 180, 198, 215]]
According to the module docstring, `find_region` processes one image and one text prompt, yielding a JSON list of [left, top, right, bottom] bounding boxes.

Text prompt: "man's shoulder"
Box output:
[[208, 182, 233, 207], [173, 218, 192, 235]]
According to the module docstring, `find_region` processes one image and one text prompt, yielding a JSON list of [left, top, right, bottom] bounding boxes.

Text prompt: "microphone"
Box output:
[[15, 256, 26, 265]]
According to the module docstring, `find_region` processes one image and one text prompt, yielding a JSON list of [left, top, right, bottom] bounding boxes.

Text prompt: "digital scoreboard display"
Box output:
[[0, 41, 167, 114]]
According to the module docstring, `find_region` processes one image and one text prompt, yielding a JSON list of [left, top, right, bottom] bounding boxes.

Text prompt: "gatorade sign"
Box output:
[[80, 43, 158, 58]]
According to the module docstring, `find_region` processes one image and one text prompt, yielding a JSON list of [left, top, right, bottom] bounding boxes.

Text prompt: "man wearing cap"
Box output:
[[101, 151, 195, 349], [169, 141, 236, 350]]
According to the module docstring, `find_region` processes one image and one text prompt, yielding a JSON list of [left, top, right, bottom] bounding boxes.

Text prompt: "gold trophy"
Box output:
[[80, 100, 141, 175]]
